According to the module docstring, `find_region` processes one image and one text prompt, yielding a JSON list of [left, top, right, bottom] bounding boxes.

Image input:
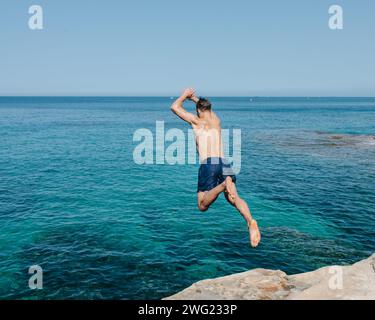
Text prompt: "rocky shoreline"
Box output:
[[165, 254, 375, 300]]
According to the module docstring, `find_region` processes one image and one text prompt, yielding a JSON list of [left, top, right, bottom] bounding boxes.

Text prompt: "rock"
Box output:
[[164, 254, 375, 300]]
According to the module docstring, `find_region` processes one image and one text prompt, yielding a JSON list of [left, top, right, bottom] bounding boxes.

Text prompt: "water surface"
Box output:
[[0, 97, 374, 299]]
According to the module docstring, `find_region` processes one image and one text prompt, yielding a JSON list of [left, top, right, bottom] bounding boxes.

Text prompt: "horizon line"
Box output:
[[1, 95, 375, 99]]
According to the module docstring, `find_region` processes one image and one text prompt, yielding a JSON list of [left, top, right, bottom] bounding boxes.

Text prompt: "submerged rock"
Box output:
[[164, 254, 375, 300], [316, 132, 375, 147]]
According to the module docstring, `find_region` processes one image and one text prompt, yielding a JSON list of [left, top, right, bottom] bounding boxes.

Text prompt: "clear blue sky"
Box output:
[[1, 0, 374, 96]]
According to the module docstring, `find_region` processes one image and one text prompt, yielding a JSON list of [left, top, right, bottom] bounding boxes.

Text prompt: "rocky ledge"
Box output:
[[165, 254, 375, 300]]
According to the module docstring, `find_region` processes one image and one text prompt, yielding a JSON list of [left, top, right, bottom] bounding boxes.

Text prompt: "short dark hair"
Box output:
[[196, 97, 212, 112]]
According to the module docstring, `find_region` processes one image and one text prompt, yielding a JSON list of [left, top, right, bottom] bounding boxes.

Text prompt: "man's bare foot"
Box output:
[[224, 177, 236, 203], [248, 219, 261, 248]]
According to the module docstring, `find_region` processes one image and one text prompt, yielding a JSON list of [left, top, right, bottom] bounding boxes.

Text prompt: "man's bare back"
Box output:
[[171, 88, 261, 247], [192, 111, 223, 162]]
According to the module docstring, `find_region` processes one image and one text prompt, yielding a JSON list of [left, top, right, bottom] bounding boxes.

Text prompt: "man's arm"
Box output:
[[171, 88, 199, 125]]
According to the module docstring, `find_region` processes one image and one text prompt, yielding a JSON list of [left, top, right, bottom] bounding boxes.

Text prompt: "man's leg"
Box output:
[[197, 181, 226, 212], [224, 177, 261, 247]]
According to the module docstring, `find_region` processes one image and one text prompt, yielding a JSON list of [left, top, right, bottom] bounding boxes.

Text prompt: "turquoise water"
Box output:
[[0, 97, 374, 300]]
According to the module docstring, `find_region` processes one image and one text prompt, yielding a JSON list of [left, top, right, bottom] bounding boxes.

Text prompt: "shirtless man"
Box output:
[[171, 88, 261, 247]]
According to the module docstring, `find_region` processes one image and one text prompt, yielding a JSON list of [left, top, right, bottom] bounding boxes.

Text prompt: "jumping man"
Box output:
[[171, 88, 261, 247]]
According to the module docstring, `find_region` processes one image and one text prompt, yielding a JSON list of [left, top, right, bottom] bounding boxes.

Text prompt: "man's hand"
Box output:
[[182, 88, 195, 100], [189, 94, 199, 103]]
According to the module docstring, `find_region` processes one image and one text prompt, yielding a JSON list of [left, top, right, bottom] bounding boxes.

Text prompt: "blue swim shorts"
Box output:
[[197, 157, 237, 193]]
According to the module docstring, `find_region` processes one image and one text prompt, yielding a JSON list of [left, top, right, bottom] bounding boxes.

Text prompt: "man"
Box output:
[[171, 88, 261, 247]]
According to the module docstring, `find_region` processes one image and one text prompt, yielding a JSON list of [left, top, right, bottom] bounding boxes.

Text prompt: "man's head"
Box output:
[[196, 97, 212, 115]]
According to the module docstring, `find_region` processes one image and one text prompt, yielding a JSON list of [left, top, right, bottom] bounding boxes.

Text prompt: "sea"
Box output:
[[0, 97, 374, 299]]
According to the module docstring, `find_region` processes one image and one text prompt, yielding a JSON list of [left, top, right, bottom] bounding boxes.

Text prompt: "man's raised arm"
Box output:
[[170, 88, 199, 125]]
